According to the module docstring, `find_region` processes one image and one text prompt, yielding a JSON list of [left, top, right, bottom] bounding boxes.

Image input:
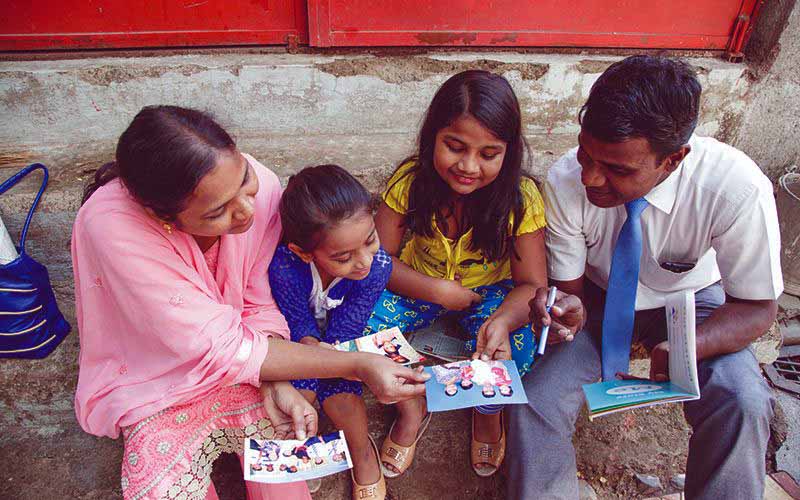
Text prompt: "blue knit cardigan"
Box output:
[[268, 245, 392, 342]]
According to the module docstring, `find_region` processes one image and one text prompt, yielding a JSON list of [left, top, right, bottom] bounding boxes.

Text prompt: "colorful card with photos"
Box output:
[[424, 359, 528, 412], [244, 431, 352, 484], [335, 327, 423, 365]]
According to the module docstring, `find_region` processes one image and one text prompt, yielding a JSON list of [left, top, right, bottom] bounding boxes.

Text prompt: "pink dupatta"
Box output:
[[72, 154, 289, 439]]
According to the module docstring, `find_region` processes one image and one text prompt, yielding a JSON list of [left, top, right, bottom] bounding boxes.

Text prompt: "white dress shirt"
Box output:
[[544, 135, 783, 310]]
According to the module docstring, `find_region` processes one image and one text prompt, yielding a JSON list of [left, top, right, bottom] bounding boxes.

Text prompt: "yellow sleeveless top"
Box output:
[[383, 161, 547, 289]]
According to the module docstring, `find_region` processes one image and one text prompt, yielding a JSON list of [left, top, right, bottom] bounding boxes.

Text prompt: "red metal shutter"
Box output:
[[308, 0, 761, 50], [0, 0, 308, 51]]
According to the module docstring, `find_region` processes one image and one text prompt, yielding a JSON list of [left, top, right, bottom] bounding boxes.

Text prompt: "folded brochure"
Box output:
[[245, 431, 352, 483], [335, 327, 423, 365], [582, 290, 700, 420]]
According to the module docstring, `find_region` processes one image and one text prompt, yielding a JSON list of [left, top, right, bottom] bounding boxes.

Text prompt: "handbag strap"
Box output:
[[0, 163, 48, 252]]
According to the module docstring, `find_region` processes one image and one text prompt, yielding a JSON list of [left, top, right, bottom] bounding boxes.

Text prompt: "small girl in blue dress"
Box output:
[[268, 164, 392, 500]]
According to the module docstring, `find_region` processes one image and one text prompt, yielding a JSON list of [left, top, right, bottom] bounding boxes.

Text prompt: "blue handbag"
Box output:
[[0, 164, 70, 359]]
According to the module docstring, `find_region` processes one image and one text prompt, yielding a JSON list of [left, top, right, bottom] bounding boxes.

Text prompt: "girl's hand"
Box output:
[[436, 279, 482, 311], [259, 381, 318, 440], [473, 316, 512, 361], [354, 354, 430, 404]]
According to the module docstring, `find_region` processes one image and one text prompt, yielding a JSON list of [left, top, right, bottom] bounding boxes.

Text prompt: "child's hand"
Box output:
[[259, 381, 318, 440], [473, 316, 512, 361], [436, 279, 482, 311], [299, 336, 320, 346]]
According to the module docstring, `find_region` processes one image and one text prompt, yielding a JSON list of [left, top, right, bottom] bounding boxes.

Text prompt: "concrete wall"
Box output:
[[0, 43, 788, 500], [0, 52, 750, 189], [733, 0, 800, 179]]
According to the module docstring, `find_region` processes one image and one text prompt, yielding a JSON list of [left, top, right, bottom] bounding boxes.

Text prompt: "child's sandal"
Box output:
[[470, 409, 506, 477], [379, 412, 432, 478], [351, 436, 386, 500]]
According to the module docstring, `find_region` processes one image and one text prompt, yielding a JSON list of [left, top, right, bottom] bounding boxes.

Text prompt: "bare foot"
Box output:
[[473, 411, 502, 473], [351, 437, 382, 485], [382, 396, 427, 475]]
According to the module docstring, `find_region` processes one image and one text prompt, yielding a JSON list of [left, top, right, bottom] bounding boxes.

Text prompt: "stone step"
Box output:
[[0, 163, 786, 499]]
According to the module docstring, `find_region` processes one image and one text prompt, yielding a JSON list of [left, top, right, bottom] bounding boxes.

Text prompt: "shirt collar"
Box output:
[[644, 162, 682, 215], [643, 134, 696, 214]]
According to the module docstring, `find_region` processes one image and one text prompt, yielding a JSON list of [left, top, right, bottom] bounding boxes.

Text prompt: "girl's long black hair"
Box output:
[[390, 70, 529, 262]]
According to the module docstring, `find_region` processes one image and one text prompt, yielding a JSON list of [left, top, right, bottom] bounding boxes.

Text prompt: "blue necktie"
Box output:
[[601, 197, 649, 381]]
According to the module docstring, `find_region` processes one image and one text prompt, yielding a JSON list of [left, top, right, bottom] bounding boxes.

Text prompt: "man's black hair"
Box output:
[[580, 55, 701, 158]]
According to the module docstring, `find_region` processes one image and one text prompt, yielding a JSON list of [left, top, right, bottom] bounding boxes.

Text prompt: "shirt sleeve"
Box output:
[[326, 247, 393, 342], [382, 161, 415, 215], [268, 246, 322, 342], [514, 177, 548, 236], [712, 175, 784, 300], [543, 152, 589, 282]]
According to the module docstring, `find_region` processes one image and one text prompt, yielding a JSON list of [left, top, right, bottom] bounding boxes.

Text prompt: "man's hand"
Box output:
[[473, 316, 512, 361], [436, 279, 482, 311], [529, 287, 585, 344], [649, 341, 669, 382], [259, 381, 318, 440]]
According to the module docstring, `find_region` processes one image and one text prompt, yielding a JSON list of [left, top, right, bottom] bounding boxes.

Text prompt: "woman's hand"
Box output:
[[436, 279, 482, 311], [473, 315, 512, 361], [259, 381, 318, 440], [354, 354, 430, 404]]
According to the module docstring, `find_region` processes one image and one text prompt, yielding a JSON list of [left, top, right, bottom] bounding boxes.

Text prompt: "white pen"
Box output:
[[536, 286, 559, 356]]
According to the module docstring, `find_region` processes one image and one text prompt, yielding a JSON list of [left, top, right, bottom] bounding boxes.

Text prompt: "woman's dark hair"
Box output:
[[82, 105, 236, 220], [280, 164, 376, 252], [580, 55, 701, 159], [390, 70, 529, 262]]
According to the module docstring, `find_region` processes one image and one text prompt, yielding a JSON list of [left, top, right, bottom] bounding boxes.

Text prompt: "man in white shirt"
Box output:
[[508, 56, 781, 499]]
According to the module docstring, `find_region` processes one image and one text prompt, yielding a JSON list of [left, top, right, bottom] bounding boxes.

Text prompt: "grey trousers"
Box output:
[[507, 281, 775, 500]]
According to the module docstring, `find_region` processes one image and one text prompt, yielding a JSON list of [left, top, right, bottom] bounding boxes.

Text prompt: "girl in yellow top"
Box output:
[[365, 70, 547, 478]]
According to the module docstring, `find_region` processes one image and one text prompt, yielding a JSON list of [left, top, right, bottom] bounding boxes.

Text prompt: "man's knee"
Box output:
[[716, 382, 773, 425], [690, 368, 774, 428]]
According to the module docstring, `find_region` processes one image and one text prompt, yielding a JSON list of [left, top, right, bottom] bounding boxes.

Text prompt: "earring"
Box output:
[[162, 222, 173, 234]]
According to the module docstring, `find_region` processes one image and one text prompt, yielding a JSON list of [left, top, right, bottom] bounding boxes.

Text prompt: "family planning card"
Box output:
[[424, 359, 528, 412], [244, 431, 353, 484], [335, 327, 423, 365]]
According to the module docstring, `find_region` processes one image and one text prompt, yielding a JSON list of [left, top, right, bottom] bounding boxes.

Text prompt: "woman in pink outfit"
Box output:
[[72, 106, 428, 500]]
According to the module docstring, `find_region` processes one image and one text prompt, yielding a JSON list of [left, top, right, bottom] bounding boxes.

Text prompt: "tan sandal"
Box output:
[[471, 409, 506, 477], [351, 436, 386, 500], [379, 412, 432, 478]]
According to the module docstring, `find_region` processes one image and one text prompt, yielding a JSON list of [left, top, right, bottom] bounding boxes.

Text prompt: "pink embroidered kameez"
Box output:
[[72, 155, 310, 500]]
